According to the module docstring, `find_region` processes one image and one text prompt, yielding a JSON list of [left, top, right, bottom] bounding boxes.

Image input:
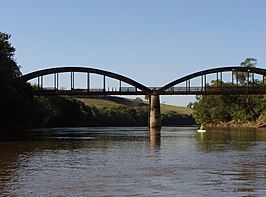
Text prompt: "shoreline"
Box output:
[[207, 121, 266, 129]]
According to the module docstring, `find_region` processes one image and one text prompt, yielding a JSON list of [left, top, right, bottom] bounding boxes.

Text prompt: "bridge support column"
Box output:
[[149, 92, 161, 129]]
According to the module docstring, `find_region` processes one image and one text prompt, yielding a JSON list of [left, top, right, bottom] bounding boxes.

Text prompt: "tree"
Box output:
[[194, 59, 265, 125], [240, 58, 257, 68], [233, 58, 257, 85], [187, 102, 193, 108], [0, 32, 32, 130], [144, 95, 149, 101], [0, 33, 21, 80]]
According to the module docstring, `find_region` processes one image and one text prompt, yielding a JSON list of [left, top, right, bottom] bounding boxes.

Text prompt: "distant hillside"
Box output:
[[160, 103, 192, 115], [76, 96, 192, 115]]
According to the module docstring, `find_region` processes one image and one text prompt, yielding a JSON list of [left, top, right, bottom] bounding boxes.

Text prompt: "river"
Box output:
[[0, 127, 265, 196]]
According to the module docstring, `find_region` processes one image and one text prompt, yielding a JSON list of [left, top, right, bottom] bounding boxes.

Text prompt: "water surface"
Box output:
[[0, 127, 265, 196]]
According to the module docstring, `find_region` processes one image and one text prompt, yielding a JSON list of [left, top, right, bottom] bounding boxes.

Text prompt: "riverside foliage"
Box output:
[[0, 32, 33, 129], [31, 96, 195, 127], [193, 59, 266, 127]]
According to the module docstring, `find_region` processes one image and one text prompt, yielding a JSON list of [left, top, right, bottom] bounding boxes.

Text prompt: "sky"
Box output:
[[1, 0, 266, 106]]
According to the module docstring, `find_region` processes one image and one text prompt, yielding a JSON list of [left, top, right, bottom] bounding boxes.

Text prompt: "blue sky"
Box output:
[[1, 0, 266, 106]]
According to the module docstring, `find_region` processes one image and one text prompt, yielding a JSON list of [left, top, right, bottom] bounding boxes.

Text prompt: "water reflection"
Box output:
[[195, 128, 266, 152], [0, 127, 265, 196], [149, 128, 161, 151]]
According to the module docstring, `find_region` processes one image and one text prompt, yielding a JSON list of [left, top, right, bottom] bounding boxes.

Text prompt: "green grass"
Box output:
[[77, 98, 121, 108], [160, 103, 193, 115], [76, 96, 193, 115]]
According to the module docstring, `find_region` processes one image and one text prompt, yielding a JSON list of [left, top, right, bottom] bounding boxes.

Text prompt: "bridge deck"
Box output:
[[31, 86, 266, 96]]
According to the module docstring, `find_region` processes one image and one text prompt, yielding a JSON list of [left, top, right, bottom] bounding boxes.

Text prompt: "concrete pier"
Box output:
[[149, 92, 161, 128]]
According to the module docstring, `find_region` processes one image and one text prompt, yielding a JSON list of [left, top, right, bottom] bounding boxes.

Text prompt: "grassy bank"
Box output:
[[77, 96, 193, 115]]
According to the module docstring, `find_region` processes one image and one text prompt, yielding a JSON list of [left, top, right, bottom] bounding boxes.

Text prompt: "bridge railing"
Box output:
[[163, 86, 266, 95], [31, 86, 147, 95], [33, 85, 266, 95]]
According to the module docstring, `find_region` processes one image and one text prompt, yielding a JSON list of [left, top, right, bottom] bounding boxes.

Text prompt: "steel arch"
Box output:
[[159, 66, 266, 93], [20, 66, 151, 93]]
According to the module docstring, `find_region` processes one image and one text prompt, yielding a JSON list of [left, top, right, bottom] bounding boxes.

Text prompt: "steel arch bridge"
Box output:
[[20, 66, 266, 96], [19, 66, 266, 128]]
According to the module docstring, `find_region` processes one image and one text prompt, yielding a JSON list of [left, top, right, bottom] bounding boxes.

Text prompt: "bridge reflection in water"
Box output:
[[19, 66, 266, 129], [149, 128, 161, 151]]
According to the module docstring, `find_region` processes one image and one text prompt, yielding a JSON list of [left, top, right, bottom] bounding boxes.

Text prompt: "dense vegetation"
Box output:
[[0, 32, 194, 130], [31, 96, 195, 127], [31, 96, 149, 127], [162, 112, 195, 126], [0, 33, 33, 130], [193, 58, 266, 127]]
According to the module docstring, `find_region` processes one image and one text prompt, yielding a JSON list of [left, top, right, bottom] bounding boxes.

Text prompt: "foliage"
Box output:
[[187, 102, 193, 108], [193, 92, 265, 125], [28, 95, 196, 127], [240, 58, 257, 68], [99, 105, 148, 126], [29, 96, 149, 127], [0, 33, 21, 79], [161, 112, 195, 126], [193, 68, 266, 126], [0, 32, 33, 130], [233, 58, 257, 85]]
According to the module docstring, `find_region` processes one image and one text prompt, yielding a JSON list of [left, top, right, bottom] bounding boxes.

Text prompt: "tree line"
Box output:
[[31, 96, 195, 127]]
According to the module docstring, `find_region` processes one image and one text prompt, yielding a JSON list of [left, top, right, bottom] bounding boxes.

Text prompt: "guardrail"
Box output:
[[32, 87, 146, 95], [163, 86, 266, 95]]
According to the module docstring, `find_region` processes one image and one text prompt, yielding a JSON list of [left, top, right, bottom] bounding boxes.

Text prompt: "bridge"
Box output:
[[20, 66, 266, 128]]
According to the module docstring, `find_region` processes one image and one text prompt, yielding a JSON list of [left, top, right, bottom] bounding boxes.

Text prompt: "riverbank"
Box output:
[[207, 114, 266, 128]]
